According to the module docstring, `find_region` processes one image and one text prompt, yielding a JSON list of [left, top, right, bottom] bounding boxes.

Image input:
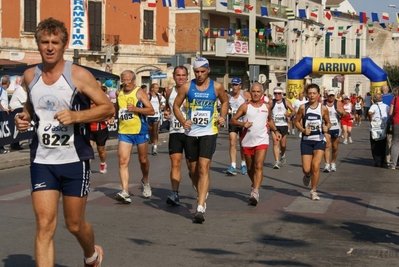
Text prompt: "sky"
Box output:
[[349, 0, 399, 23]]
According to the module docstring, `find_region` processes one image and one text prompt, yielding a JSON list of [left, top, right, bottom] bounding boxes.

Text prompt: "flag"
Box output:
[[228, 28, 233, 36], [286, 8, 295, 21], [243, 28, 249, 36], [244, 4, 253, 11], [220, 29, 224, 36], [233, 4, 242, 14], [273, 8, 278, 15], [206, 0, 212, 5], [310, 9, 318, 18], [382, 12, 389, 20], [298, 9, 307, 19], [132, 0, 140, 3], [371, 12, 379, 22], [328, 26, 334, 31], [338, 26, 344, 36], [260, 6, 268, 17], [265, 29, 272, 35], [368, 23, 374, 33], [162, 0, 172, 7], [258, 29, 264, 39], [235, 29, 241, 36], [332, 10, 341, 17], [192, 0, 198, 5], [148, 0, 156, 7], [397, 13, 399, 23], [325, 11, 332, 20], [346, 25, 352, 30], [397, 25, 399, 32], [347, 10, 354, 18], [359, 12, 367, 23], [212, 28, 218, 37], [219, 2, 227, 7], [177, 0, 185, 8], [380, 23, 386, 29], [204, 28, 210, 37]]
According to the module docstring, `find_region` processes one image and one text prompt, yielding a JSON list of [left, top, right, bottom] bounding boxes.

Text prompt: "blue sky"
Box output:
[[349, 0, 398, 23]]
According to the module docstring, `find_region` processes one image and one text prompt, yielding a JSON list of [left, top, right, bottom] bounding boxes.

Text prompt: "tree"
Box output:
[[383, 62, 399, 89]]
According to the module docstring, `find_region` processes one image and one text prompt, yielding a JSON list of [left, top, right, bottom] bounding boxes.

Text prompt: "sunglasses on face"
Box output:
[[274, 92, 282, 95]]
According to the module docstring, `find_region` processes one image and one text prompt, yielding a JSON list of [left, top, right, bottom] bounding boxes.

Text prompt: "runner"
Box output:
[[230, 82, 281, 205], [286, 91, 297, 134], [295, 84, 330, 200], [293, 92, 308, 138], [224, 77, 251, 176], [270, 87, 296, 169], [341, 95, 354, 144]]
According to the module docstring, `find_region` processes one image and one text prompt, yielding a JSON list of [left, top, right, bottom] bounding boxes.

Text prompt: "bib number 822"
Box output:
[[42, 133, 71, 146]]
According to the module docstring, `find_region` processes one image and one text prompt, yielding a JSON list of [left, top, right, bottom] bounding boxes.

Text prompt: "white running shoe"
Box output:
[[349, 137, 353, 143], [310, 190, 320, 201], [330, 163, 337, 172], [323, 164, 331, 173], [249, 189, 259, 206], [141, 179, 152, 198], [115, 190, 131, 204], [343, 139, 348, 145], [273, 161, 281, 169]]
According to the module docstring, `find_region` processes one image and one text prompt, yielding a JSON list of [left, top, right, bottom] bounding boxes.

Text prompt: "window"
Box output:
[[24, 0, 37, 32], [324, 34, 330, 57], [143, 10, 154, 40], [355, 38, 360, 58], [341, 36, 346, 55], [89, 1, 102, 51]]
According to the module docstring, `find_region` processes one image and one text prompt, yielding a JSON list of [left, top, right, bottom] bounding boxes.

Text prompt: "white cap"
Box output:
[[273, 87, 283, 93]]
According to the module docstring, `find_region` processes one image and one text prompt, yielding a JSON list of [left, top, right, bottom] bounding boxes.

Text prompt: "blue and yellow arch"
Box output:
[[287, 57, 387, 96]]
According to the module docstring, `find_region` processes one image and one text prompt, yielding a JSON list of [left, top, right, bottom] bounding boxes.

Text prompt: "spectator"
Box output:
[[368, 93, 389, 167], [363, 92, 372, 120], [389, 87, 399, 170], [9, 76, 26, 150], [0, 76, 11, 154]]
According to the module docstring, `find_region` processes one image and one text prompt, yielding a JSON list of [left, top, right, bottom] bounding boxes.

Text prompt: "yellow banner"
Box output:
[[312, 58, 362, 74], [370, 81, 387, 96], [287, 79, 304, 98]]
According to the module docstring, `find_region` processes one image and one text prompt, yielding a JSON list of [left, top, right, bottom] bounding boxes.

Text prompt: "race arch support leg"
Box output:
[[370, 81, 387, 96], [287, 79, 305, 98]]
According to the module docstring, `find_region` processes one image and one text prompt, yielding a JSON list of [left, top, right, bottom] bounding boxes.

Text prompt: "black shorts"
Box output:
[[355, 109, 362, 116], [228, 124, 243, 136], [185, 135, 217, 162], [276, 126, 289, 137], [327, 129, 340, 139], [147, 117, 160, 126], [90, 128, 109, 146], [169, 133, 186, 155], [300, 140, 326, 155]]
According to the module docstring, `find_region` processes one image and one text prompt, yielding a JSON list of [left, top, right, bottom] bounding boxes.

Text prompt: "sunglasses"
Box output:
[[274, 92, 282, 95]]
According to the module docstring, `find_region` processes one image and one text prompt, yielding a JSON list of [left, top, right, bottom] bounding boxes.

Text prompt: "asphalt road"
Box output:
[[1, 124, 399, 266]]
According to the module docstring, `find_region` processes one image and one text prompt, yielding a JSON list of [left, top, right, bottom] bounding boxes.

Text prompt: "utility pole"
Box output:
[[199, 0, 203, 57]]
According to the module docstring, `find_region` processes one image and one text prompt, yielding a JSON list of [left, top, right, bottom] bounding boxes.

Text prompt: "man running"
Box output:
[[224, 77, 251, 176], [270, 87, 295, 169], [173, 57, 228, 223]]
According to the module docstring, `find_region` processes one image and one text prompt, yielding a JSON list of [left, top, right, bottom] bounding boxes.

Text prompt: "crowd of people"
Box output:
[[3, 16, 397, 267]]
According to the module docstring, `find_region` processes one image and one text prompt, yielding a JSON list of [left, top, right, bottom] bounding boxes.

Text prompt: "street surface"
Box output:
[[1, 123, 399, 266]]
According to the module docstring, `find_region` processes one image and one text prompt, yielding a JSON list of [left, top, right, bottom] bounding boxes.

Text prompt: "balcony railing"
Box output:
[[255, 1, 289, 19], [255, 40, 287, 57]]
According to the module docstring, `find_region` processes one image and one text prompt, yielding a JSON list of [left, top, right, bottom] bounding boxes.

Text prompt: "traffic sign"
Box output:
[[150, 73, 167, 79]]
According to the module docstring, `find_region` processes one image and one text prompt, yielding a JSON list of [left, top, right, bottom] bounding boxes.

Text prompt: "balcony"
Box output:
[[255, 1, 289, 20], [255, 40, 286, 57]]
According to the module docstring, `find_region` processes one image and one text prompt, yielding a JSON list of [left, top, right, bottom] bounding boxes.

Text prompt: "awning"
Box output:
[[0, 59, 27, 70]]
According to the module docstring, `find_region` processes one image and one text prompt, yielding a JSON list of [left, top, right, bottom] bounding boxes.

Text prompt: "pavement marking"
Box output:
[[284, 192, 335, 213], [0, 189, 31, 201], [366, 196, 399, 219]]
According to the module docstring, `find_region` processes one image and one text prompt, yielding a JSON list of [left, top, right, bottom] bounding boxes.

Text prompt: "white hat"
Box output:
[[193, 57, 209, 69], [327, 89, 335, 96], [273, 87, 283, 93]]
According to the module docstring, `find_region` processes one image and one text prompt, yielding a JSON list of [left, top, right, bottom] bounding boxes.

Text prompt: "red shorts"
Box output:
[[341, 119, 353, 127], [242, 144, 269, 156]]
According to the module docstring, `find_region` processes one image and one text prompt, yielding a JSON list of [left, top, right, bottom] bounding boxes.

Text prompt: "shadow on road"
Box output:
[[2, 254, 68, 267]]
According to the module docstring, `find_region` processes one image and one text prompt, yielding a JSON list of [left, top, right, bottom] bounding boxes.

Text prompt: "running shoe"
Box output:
[[310, 190, 320, 201], [249, 189, 259, 206], [273, 161, 281, 169], [84, 245, 103, 267], [280, 155, 286, 165], [343, 139, 348, 145], [193, 205, 205, 223], [241, 165, 247, 175], [141, 179, 152, 198], [330, 163, 337, 172], [302, 173, 311, 186], [115, 190, 131, 204], [0, 149, 10, 154], [152, 146, 158, 155], [291, 129, 296, 135], [348, 137, 353, 144], [166, 193, 180, 206], [299, 132, 302, 139], [389, 164, 396, 170], [225, 166, 237, 175], [323, 164, 331, 173], [99, 163, 107, 174]]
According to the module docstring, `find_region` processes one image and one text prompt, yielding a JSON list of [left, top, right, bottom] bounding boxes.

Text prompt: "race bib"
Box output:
[[330, 118, 338, 127], [274, 114, 286, 122], [37, 120, 74, 148], [191, 110, 210, 126], [231, 107, 238, 116], [118, 108, 134, 121], [172, 118, 182, 129], [306, 120, 322, 132]]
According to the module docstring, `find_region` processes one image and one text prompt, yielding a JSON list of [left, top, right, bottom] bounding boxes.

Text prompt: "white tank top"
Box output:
[[272, 100, 288, 126], [326, 101, 341, 131], [148, 93, 161, 118], [241, 103, 269, 147], [302, 103, 325, 142], [229, 91, 246, 122], [168, 87, 186, 134]]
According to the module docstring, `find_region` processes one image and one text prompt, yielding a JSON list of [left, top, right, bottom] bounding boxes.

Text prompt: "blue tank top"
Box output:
[[302, 103, 325, 142], [185, 79, 218, 136]]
